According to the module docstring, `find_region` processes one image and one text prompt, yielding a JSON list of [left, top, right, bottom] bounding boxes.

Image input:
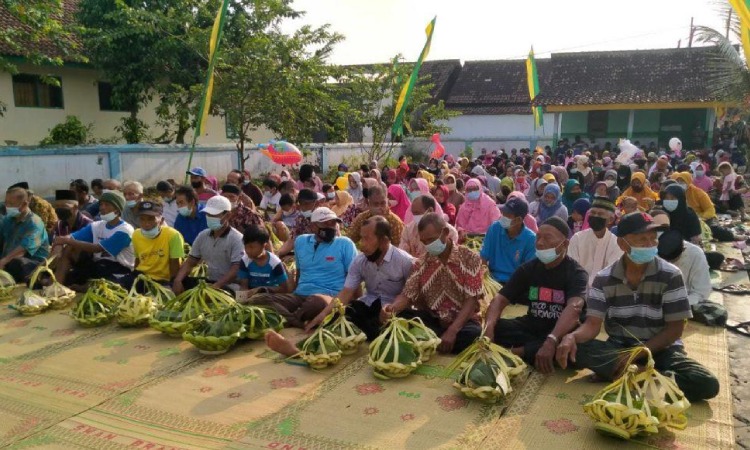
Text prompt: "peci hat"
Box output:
[[616, 212, 660, 237], [542, 216, 570, 238], [54, 190, 78, 208], [221, 184, 241, 195], [311, 207, 342, 223], [203, 195, 232, 215], [135, 200, 163, 217]]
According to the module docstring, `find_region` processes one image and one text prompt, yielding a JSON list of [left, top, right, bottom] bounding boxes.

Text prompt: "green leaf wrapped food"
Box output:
[[368, 317, 422, 379], [240, 304, 285, 339], [70, 289, 115, 327], [129, 273, 174, 307], [31, 257, 76, 309], [182, 314, 245, 355], [88, 278, 128, 305], [446, 335, 526, 403], [322, 299, 366, 355], [116, 293, 157, 327], [405, 316, 441, 362], [13, 259, 54, 315], [297, 326, 342, 369], [189, 262, 208, 279], [0, 269, 17, 300], [149, 280, 235, 337], [632, 348, 690, 430]]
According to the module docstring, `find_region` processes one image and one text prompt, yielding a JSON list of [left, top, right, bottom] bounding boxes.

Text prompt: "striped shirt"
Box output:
[[587, 256, 692, 345]]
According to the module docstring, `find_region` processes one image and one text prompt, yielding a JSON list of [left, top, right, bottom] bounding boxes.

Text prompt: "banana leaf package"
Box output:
[[481, 269, 501, 310], [129, 273, 174, 307], [182, 314, 245, 355], [116, 283, 158, 328], [70, 289, 117, 327], [13, 259, 55, 315], [322, 299, 366, 355], [583, 348, 660, 440], [34, 258, 76, 309], [0, 269, 17, 300], [368, 317, 422, 380], [464, 233, 485, 253], [446, 336, 526, 403], [88, 278, 129, 305], [404, 317, 441, 362], [149, 280, 235, 337], [632, 348, 690, 430], [189, 262, 208, 279], [266, 223, 284, 252], [296, 326, 342, 369], [239, 304, 284, 339]]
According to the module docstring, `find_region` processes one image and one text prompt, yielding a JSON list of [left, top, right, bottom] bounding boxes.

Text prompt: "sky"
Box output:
[[284, 0, 732, 64]]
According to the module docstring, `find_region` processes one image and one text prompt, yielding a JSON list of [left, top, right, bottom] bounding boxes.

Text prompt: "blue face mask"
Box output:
[[5, 207, 20, 218], [425, 236, 447, 256], [498, 216, 513, 229], [536, 243, 562, 264], [206, 217, 223, 231], [626, 240, 658, 264], [467, 191, 480, 201], [177, 206, 192, 217], [126, 200, 137, 208], [408, 191, 420, 201], [662, 199, 679, 212], [141, 226, 160, 239]]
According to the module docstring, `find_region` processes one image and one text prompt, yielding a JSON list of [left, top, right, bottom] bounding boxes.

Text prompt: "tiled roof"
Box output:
[[343, 59, 462, 101], [445, 59, 550, 115], [0, 0, 81, 62], [533, 46, 722, 106]]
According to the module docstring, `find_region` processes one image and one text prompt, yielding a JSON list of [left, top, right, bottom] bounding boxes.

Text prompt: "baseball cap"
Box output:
[[311, 207, 342, 223], [203, 195, 232, 215], [186, 167, 208, 177], [616, 212, 660, 237], [135, 200, 163, 217], [500, 197, 528, 218]]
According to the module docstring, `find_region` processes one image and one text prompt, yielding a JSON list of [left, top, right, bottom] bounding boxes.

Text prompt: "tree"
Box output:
[[337, 59, 460, 163], [212, 0, 345, 169]]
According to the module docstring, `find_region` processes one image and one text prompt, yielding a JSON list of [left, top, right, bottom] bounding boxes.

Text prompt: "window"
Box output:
[[12, 74, 63, 108], [225, 114, 239, 139], [587, 110, 608, 138], [97, 82, 127, 111]]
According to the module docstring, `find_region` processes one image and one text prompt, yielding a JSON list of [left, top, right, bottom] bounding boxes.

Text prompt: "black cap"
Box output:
[[55, 190, 77, 201], [221, 184, 241, 195], [616, 212, 660, 237], [156, 181, 173, 192], [135, 200, 163, 217], [9, 181, 29, 190], [500, 197, 529, 218]]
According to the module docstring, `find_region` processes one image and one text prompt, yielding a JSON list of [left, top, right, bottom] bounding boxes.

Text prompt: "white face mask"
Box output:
[[604, 179, 615, 188]]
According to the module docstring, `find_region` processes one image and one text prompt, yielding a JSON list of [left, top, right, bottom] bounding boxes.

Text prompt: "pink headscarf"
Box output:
[[409, 178, 431, 195], [404, 181, 445, 225], [455, 179, 501, 234], [507, 191, 538, 233], [387, 184, 411, 221]]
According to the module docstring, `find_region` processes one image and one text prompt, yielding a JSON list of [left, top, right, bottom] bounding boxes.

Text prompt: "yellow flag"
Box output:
[[196, 0, 229, 137]]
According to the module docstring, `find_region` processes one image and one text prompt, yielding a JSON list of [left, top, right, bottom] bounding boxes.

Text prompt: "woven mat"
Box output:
[[0, 301, 736, 449]]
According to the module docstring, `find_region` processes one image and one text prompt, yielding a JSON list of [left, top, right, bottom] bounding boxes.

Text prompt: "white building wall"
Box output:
[[439, 113, 556, 157]]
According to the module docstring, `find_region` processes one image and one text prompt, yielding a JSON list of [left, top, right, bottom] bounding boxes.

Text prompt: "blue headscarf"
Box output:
[[538, 183, 563, 222]]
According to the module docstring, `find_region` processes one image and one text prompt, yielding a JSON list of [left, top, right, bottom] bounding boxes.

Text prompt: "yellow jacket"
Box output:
[[671, 172, 716, 220]]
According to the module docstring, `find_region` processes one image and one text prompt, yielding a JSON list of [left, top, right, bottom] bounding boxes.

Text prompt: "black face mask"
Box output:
[[366, 247, 383, 262], [191, 181, 203, 189], [588, 216, 607, 232], [55, 208, 73, 221], [317, 227, 336, 243], [631, 185, 643, 193]]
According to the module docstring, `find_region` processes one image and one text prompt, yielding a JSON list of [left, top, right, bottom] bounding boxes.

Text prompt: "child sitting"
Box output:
[[238, 225, 290, 296]]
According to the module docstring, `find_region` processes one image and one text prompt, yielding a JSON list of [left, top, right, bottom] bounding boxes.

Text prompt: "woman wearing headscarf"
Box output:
[[454, 178, 501, 234], [551, 166, 568, 186], [513, 168, 530, 194], [615, 172, 659, 211], [470, 164, 488, 178], [535, 183, 569, 222], [387, 184, 411, 222], [417, 169, 435, 188], [526, 178, 548, 204], [407, 178, 430, 201], [507, 191, 539, 233], [347, 172, 363, 203], [661, 184, 702, 244], [297, 164, 323, 193], [330, 190, 357, 228], [670, 172, 715, 221], [562, 179, 589, 211], [602, 169, 621, 202], [385, 169, 397, 186], [568, 198, 591, 237], [616, 164, 633, 192], [566, 162, 585, 186], [433, 185, 457, 225], [443, 174, 464, 210]]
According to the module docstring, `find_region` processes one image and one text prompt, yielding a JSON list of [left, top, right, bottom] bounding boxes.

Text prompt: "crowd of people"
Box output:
[[2, 135, 742, 404]]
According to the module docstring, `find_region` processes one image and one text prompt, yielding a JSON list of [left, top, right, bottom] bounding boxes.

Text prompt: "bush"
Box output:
[[40, 116, 92, 146], [401, 142, 430, 165], [460, 146, 474, 160]]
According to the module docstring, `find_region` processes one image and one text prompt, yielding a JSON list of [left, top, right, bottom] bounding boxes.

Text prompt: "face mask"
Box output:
[[446, 183, 456, 191], [327, 193, 335, 200], [425, 236, 446, 256], [631, 185, 643, 193], [282, 209, 295, 217], [338, 171, 345, 177], [242, 180, 251, 186], [126, 200, 137, 208], [625, 240, 658, 264], [570, 168, 578, 174], [317, 227, 336, 243], [498, 216, 513, 229], [467, 191, 480, 201], [663, 199, 679, 211], [593, 167, 603, 173], [677, 181, 687, 189], [162, 196, 174, 204], [515, 177, 526, 184], [5, 207, 20, 218], [604, 180, 615, 188], [301, 210, 313, 219], [55, 208, 73, 221], [178, 206, 192, 217], [588, 216, 607, 232], [366, 247, 383, 263], [101, 211, 117, 222], [191, 181, 202, 189], [411, 214, 423, 225], [281, 176, 289, 182], [694, 170, 704, 178], [206, 217, 223, 231], [388, 199, 398, 207], [407, 191, 420, 201], [536, 243, 562, 264], [141, 226, 160, 239], [657, 231, 664, 239]]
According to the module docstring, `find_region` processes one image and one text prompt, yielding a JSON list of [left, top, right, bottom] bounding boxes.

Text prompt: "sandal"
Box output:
[[726, 320, 750, 337], [719, 258, 745, 272], [714, 284, 750, 294]]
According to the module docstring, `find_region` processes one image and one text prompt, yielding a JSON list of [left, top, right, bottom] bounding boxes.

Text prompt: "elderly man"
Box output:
[[174, 186, 208, 245], [70, 179, 99, 219], [102, 179, 121, 192], [121, 180, 143, 227], [8, 182, 58, 236], [53, 191, 134, 287], [187, 167, 217, 205], [399, 195, 458, 258], [567, 196, 623, 287], [172, 196, 243, 294], [483, 217, 588, 373], [556, 212, 719, 402], [248, 207, 357, 328], [52, 189, 93, 239], [348, 185, 405, 246], [227, 169, 263, 207], [383, 213, 483, 354], [480, 197, 536, 284], [0, 187, 50, 282]]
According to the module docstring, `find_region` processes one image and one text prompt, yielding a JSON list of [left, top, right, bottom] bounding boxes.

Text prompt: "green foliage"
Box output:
[[460, 146, 474, 160], [115, 116, 150, 145], [401, 142, 430, 165], [40, 116, 93, 146]]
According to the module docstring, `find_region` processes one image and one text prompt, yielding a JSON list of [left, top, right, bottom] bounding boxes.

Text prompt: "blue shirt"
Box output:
[[174, 204, 208, 245], [294, 234, 358, 297], [238, 252, 288, 288], [0, 212, 49, 261], [480, 221, 536, 283]]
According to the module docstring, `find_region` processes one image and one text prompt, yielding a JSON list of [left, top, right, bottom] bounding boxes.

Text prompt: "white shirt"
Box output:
[[669, 241, 711, 306], [259, 192, 281, 210], [162, 199, 179, 227], [568, 228, 624, 288]]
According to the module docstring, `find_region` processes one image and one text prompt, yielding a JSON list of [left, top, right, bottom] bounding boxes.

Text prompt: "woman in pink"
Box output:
[[455, 178, 501, 234], [387, 184, 411, 222], [403, 178, 445, 225], [433, 185, 457, 225], [506, 191, 538, 233]]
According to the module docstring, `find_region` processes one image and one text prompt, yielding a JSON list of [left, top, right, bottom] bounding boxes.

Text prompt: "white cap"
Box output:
[[311, 207, 341, 223], [203, 195, 232, 215]]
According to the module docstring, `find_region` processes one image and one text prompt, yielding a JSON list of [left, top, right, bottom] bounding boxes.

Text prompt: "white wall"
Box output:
[[438, 113, 555, 157], [0, 151, 111, 197]]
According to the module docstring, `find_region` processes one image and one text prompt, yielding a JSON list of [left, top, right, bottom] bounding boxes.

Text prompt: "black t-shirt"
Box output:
[[499, 256, 588, 335]]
